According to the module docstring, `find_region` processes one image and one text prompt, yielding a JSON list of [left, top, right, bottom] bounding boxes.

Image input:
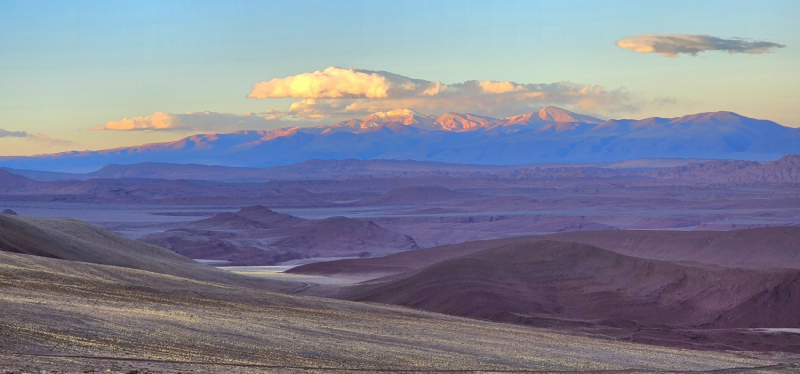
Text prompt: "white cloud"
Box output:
[[91, 111, 288, 132], [248, 67, 637, 119], [478, 81, 524, 94], [616, 34, 786, 57], [247, 66, 444, 99], [0, 129, 28, 138]]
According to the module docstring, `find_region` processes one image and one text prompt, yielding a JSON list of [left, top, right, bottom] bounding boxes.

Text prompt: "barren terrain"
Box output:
[[1, 156, 799, 372]]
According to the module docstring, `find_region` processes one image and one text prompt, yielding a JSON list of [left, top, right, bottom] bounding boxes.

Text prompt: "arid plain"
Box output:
[[1, 156, 800, 372]]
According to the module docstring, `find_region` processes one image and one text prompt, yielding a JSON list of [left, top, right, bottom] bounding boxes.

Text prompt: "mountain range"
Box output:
[[2, 106, 799, 172]]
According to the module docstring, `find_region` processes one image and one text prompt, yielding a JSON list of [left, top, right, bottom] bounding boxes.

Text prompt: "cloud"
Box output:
[[478, 81, 524, 94], [0, 129, 28, 138], [248, 66, 437, 99], [91, 111, 289, 132], [26, 134, 77, 148], [616, 34, 786, 57], [248, 67, 637, 119], [653, 96, 677, 106], [0, 129, 76, 148], [0, 129, 75, 147]]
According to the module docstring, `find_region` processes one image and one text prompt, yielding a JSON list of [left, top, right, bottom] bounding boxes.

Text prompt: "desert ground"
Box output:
[[1, 157, 800, 372]]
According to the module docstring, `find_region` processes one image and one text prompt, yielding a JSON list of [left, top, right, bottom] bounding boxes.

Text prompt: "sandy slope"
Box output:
[[0, 250, 788, 373], [0, 214, 298, 292]]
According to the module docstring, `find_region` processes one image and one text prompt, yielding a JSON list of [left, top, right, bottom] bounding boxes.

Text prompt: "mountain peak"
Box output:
[[538, 106, 603, 124], [362, 108, 431, 122]]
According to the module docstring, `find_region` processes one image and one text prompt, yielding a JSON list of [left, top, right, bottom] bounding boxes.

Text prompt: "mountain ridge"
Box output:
[[1, 107, 798, 172]]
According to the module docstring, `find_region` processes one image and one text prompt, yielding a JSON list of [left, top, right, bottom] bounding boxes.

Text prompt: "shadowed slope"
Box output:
[[290, 226, 800, 277], [343, 241, 800, 339], [0, 214, 297, 292], [539, 227, 800, 269]]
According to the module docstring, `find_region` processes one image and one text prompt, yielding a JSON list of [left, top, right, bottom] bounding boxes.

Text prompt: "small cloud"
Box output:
[[0, 129, 28, 138], [478, 81, 524, 94], [1, 128, 75, 147], [653, 96, 677, 106], [616, 34, 785, 57], [91, 111, 289, 132], [26, 134, 77, 148]]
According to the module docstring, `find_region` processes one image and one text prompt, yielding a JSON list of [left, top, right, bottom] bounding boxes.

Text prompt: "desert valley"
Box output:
[[2, 2, 799, 372]]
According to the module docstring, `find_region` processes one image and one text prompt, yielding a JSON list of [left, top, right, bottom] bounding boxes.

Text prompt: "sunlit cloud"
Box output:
[[0, 129, 28, 138], [478, 81, 524, 94], [91, 111, 290, 132], [248, 67, 637, 119], [616, 34, 786, 57], [96, 68, 642, 133], [26, 134, 77, 148], [247, 66, 442, 99]]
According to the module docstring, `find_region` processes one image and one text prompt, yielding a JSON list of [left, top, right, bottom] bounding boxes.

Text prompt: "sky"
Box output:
[[0, 0, 798, 156]]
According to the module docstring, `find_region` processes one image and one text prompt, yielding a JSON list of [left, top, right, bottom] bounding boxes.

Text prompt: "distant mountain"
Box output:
[[1, 107, 798, 172], [4, 158, 712, 182], [651, 154, 800, 183], [140, 205, 418, 265]]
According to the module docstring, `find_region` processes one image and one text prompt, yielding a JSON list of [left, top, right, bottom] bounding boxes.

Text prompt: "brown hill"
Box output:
[[1, 209, 17, 215], [138, 228, 305, 265], [232, 205, 307, 226], [191, 206, 307, 230], [141, 207, 418, 265], [344, 241, 800, 330], [290, 226, 800, 276], [272, 216, 418, 254], [538, 227, 800, 269]]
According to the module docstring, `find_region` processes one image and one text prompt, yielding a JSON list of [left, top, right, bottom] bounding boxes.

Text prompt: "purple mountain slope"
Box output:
[[1, 107, 798, 172]]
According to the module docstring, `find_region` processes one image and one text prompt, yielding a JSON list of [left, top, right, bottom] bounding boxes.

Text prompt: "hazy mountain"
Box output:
[[1, 107, 798, 172], [139, 205, 418, 265], [651, 154, 800, 183]]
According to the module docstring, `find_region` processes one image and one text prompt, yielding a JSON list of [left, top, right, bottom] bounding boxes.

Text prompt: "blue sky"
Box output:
[[0, 0, 798, 155]]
